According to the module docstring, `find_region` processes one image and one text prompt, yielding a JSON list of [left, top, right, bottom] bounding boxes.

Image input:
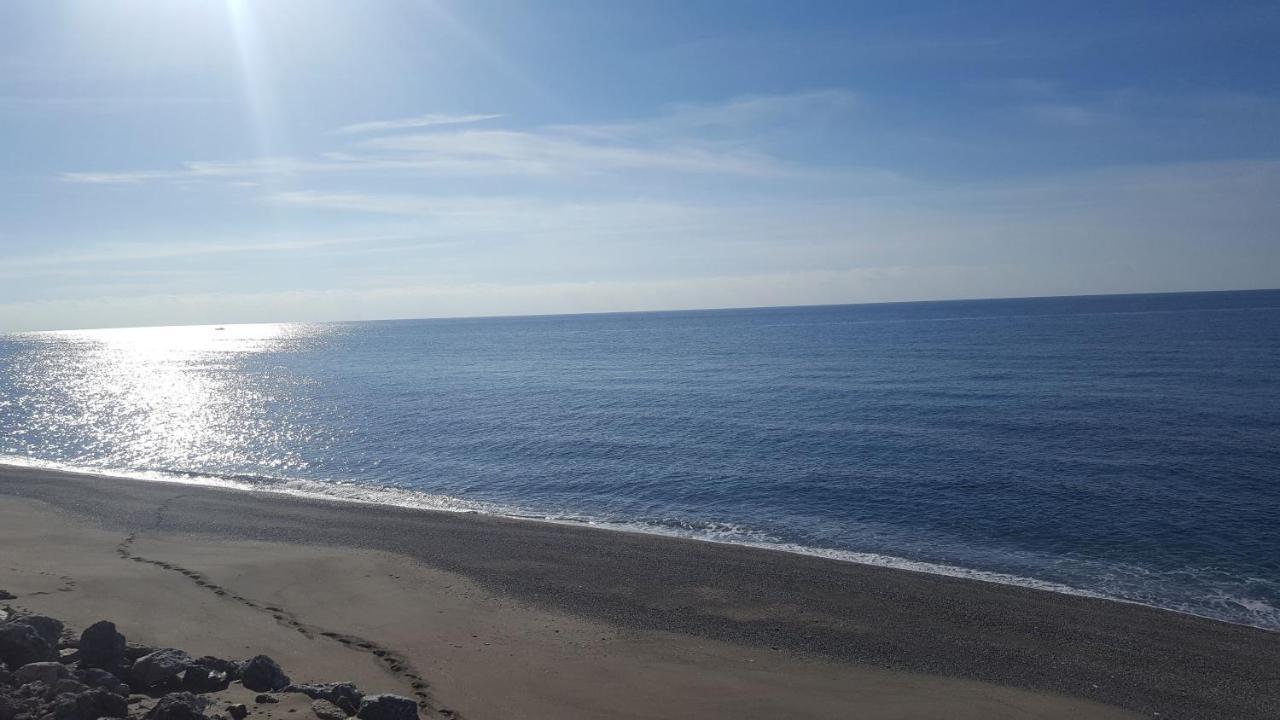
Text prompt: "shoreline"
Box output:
[[3, 464, 1279, 718], [0, 458, 1270, 633], [1, 458, 1115, 602]]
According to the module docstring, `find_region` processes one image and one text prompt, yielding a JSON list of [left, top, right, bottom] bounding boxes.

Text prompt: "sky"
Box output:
[[2, 1, 1279, 332]]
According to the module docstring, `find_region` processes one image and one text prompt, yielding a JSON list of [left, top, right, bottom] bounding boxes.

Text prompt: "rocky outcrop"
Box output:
[[0, 610, 410, 720]]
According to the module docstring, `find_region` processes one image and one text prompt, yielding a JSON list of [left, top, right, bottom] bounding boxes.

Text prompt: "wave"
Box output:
[[2, 453, 1276, 633]]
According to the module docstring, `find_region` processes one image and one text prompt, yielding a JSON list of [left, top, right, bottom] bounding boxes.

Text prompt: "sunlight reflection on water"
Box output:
[[9, 323, 331, 474]]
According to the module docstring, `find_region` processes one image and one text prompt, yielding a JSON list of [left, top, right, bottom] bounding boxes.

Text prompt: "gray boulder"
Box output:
[[131, 649, 193, 690], [239, 655, 289, 692], [145, 692, 208, 720], [225, 704, 248, 720], [0, 622, 57, 668], [0, 694, 13, 720], [15, 662, 68, 686], [355, 695, 418, 720], [285, 683, 363, 715], [78, 621, 127, 670]]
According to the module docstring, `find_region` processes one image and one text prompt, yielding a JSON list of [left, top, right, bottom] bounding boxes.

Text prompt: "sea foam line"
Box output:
[[1, 454, 1276, 632]]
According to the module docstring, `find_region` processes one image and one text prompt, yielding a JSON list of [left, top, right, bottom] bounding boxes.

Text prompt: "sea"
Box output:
[[1, 290, 1277, 630]]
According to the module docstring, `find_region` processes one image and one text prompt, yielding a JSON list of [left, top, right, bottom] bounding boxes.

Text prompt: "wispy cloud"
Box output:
[[351, 128, 783, 177], [560, 89, 858, 139], [0, 233, 419, 269], [333, 112, 503, 135], [60, 92, 843, 185], [62, 157, 312, 184]]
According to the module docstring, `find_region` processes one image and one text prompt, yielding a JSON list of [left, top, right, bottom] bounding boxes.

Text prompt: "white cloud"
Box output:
[[62, 157, 313, 184], [60, 91, 837, 185], [333, 112, 504, 135], [351, 128, 783, 177], [0, 233, 417, 270]]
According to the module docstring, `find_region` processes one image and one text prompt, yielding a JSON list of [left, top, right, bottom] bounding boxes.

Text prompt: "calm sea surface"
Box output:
[[2, 290, 1278, 629]]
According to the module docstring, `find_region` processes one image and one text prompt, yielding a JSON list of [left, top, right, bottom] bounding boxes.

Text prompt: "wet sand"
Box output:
[[2, 465, 1277, 718]]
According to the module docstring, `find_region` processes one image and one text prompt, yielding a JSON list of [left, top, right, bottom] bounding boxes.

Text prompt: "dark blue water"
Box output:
[[2, 290, 1278, 629]]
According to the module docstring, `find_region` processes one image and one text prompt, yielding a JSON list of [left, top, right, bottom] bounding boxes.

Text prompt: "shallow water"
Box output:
[[2, 290, 1278, 629]]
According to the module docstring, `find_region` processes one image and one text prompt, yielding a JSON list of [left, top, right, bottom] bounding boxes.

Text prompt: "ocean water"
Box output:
[[1, 290, 1278, 630]]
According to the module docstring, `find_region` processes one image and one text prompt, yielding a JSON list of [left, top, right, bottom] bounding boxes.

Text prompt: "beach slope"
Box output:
[[1, 466, 1276, 719]]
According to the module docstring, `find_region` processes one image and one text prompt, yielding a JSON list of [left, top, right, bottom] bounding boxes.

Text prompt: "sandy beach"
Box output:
[[1, 465, 1276, 719]]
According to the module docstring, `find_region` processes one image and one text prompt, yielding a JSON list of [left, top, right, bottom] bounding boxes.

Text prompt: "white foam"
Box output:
[[2, 455, 1276, 632]]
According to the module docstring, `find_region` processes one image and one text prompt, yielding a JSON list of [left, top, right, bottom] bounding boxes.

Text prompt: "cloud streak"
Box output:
[[60, 91, 847, 185], [333, 112, 504, 135]]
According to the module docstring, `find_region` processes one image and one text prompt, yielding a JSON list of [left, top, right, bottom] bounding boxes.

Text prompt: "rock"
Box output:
[[180, 665, 228, 693], [0, 590, 14, 600], [355, 695, 418, 720], [78, 622, 127, 670], [48, 687, 129, 720], [0, 694, 13, 720], [130, 649, 192, 690], [13, 679, 50, 697], [73, 668, 130, 697], [51, 678, 90, 697], [0, 667, 12, 686], [226, 704, 248, 720], [145, 692, 208, 720], [15, 662, 68, 685], [9, 616, 63, 647], [284, 683, 363, 715], [192, 657, 238, 677], [255, 694, 278, 704], [239, 656, 289, 693], [124, 643, 155, 662], [0, 622, 57, 668], [311, 700, 345, 720]]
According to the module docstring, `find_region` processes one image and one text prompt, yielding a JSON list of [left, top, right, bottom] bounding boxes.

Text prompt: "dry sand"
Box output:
[[3, 466, 1277, 718]]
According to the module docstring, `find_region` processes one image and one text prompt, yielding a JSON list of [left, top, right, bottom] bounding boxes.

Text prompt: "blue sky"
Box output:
[[2, 1, 1278, 331]]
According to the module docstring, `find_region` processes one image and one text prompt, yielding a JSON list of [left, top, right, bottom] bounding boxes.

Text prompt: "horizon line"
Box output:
[[7, 286, 1278, 335]]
